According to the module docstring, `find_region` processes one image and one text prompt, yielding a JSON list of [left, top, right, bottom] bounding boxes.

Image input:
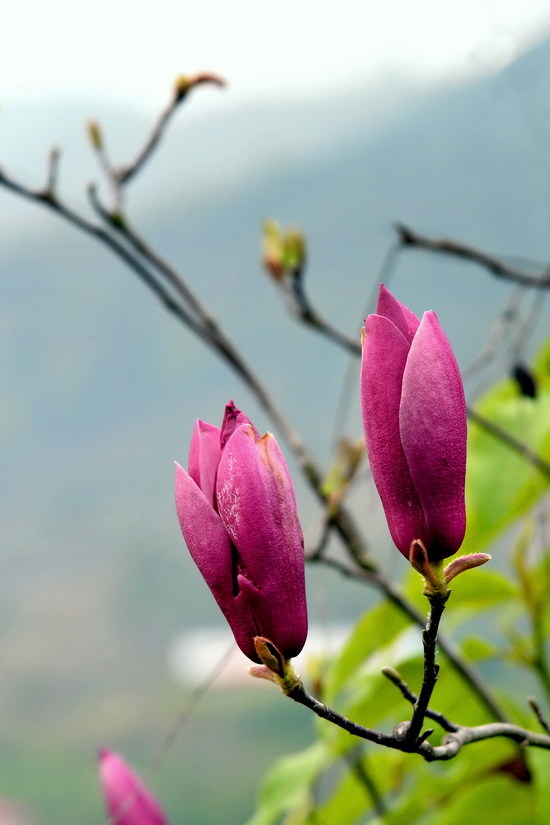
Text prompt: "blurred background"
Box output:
[[3, 1, 550, 822]]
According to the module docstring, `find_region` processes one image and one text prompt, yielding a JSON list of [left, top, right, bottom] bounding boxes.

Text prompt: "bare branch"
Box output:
[[44, 147, 61, 200], [468, 407, 550, 480], [343, 749, 387, 818], [381, 666, 458, 733], [0, 90, 510, 731], [528, 696, 550, 736], [116, 73, 226, 187], [287, 679, 550, 760], [306, 552, 507, 723], [285, 590, 549, 760], [0, 167, 210, 343], [261, 232, 550, 480], [404, 591, 450, 745], [396, 223, 550, 288]]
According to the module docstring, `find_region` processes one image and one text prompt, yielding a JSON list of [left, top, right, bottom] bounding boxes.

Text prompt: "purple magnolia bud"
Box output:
[[98, 749, 168, 825], [360, 285, 467, 562], [175, 401, 308, 663]]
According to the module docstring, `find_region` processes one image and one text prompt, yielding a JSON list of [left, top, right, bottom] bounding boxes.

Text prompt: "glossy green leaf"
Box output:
[[437, 774, 536, 825], [324, 600, 411, 705], [444, 568, 518, 610], [316, 748, 407, 825], [530, 748, 550, 823], [381, 740, 528, 825], [315, 763, 375, 825], [245, 741, 330, 825], [459, 635, 498, 662], [465, 337, 550, 553]]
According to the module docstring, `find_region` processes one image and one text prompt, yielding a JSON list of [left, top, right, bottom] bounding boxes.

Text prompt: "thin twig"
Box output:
[[88, 187, 225, 327], [264, 261, 550, 480], [343, 749, 387, 818], [287, 679, 550, 761], [275, 269, 362, 355], [0, 95, 508, 729], [147, 642, 235, 773], [44, 147, 61, 200], [381, 666, 458, 733], [306, 552, 507, 723], [462, 285, 524, 381], [116, 73, 226, 187], [104, 642, 235, 825], [468, 407, 550, 479], [395, 223, 550, 288], [405, 591, 449, 744], [528, 696, 550, 736], [0, 168, 210, 344]]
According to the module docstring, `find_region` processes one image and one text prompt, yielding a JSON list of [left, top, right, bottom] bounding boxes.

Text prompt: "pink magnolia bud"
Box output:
[[361, 285, 467, 562], [175, 401, 308, 663], [98, 749, 168, 825]]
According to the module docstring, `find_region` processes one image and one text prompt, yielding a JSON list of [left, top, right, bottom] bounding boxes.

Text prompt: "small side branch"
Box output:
[[343, 749, 387, 818], [404, 591, 449, 744], [529, 697, 550, 737], [468, 407, 550, 480], [381, 667, 458, 733], [287, 679, 550, 761], [306, 552, 507, 724], [395, 223, 550, 289], [117, 73, 226, 187]]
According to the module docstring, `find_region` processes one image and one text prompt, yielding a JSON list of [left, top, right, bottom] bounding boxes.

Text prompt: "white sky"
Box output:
[[2, 0, 550, 110]]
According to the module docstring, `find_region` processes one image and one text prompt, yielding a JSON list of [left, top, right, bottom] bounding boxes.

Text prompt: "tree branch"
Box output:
[[404, 591, 450, 745], [306, 551, 507, 723], [0, 84, 509, 731], [381, 666, 458, 733], [261, 236, 550, 480], [287, 679, 550, 760], [116, 73, 226, 187], [396, 223, 550, 288]]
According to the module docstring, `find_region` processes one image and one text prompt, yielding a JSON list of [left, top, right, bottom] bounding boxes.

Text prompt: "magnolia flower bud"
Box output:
[[175, 401, 308, 663], [98, 749, 168, 825], [361, 285, 467, 562]]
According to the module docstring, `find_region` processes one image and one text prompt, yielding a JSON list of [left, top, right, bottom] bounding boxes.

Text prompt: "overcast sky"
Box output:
[[2, 0, 550, 113]]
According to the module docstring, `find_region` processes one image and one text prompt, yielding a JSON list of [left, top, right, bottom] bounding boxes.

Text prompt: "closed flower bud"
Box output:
[[175, 401, 308, 663], [360, 285, 467, 563], [87, 120, 103, 150], [173, 72, 226, 101], [98, 749, 168, 825]]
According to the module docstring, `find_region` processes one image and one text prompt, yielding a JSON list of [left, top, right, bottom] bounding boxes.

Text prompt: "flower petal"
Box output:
[[174, 462, 233, 605], [399, 311, 467, 560], [175, 462, 276, 661], [99, 749, 168, 825], [216, 424, 307, 659], [188, 420, 221, 507], [361, 314, 428, 555], [220, 400, 253, 449], [376, 283, 420, 344]]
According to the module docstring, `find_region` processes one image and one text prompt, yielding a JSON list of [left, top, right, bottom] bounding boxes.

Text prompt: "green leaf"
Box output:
[[436, 774, 537, 825], [315, 763, 374, 825], [530, 748, 550, 823], [324, 600, 410, 705], [465, 338, 550, 553], [459, 635, 498, 662], [381, 741, 529, 825], [531, 550, 550, 619], [402, 566, 517, 615], [244, 741, 330, 825], [316, 749, 407, 825], [444, 568, 518, 610]]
